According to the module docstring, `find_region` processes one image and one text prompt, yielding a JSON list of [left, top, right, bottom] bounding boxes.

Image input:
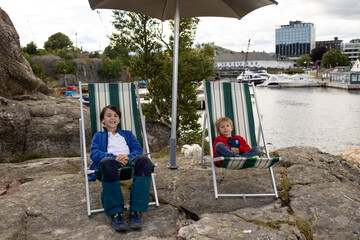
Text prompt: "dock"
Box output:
[[316, 78, 360, 90]]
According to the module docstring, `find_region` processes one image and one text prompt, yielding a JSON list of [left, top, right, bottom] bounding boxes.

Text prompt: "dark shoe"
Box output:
[[111, 212, 126, 231], [130, 211, 142, 229]]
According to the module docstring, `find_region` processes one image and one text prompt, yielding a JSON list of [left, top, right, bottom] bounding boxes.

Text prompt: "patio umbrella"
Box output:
[[88, 0, 278, 169]]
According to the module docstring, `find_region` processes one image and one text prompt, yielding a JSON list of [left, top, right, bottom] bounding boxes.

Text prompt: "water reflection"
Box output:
[[255, 87, 360, 154]]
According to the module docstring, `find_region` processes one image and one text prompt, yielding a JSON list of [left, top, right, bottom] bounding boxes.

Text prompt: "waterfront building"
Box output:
[[342, 39, 360, 63], [215, 52, 295, 70], [316, 37, 342, 51], [275, 21, 316, 59]]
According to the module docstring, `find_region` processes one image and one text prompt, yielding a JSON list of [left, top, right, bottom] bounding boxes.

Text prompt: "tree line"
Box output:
[[296, 45, 355, 68]]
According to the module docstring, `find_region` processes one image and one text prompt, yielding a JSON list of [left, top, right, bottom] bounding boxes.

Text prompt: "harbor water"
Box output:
[[254, 87, 360, 154]]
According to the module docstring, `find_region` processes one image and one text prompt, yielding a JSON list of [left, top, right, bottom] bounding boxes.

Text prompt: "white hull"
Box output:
[[237, 70, 269, 85], [258, 74, 319, 88]]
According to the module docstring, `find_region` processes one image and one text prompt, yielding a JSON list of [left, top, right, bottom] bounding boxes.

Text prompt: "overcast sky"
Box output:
[[1, 0, 360, 53]]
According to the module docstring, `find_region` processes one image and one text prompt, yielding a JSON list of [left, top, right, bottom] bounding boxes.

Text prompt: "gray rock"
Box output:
[[0, 8, 50, 99], [0, 94, 92, 161], [1, 146, 359, 240], [146, 121, 171, 152], [33, 54, 61, 77]]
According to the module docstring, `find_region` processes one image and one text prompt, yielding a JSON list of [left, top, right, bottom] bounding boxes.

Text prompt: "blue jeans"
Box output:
[[99, 156, 152, 216], [215, 142, 261, 158]]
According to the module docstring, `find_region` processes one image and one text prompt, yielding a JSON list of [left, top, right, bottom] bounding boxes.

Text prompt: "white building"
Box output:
[[215, 52, 295, 70], [342, 39, 360, 63]]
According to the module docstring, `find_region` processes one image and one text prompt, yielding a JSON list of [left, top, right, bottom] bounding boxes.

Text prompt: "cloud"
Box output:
[[1, 0, 359, 53], [314, 1, 360, 18]]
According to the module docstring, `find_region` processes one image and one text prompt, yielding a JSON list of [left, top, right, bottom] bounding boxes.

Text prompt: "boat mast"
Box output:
[[244, 39, 251, 69]]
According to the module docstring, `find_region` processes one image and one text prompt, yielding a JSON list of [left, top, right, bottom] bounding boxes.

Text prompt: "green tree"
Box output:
[[57, 46, 81, 59], [322, 49, 349, 68], [103, 43, 129, 60], [89, 51, 100, 58], [296, 54, 312, 67], [98, 56, 123, 80], [111, 11, 162, 53], [111, 11, 167, 124], [111, 12, 215, 142], [22, 41, 38, 55], [44, 32, 73, 51]]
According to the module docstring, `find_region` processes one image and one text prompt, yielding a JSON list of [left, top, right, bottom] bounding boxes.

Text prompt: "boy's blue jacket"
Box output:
[[88, 128, 143, 181]]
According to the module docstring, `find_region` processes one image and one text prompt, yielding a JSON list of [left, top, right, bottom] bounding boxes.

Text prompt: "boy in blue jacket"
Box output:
[[89, 105, 152, 231]]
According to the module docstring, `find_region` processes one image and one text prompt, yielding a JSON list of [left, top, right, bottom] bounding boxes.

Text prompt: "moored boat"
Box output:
[[258, 74, 320, 88], [237, 70, 269, 85]]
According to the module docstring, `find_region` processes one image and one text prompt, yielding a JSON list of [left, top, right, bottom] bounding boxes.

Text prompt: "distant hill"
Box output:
[[215, 46, 240, 55]]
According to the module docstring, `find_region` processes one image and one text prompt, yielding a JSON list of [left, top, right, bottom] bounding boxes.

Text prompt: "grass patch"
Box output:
[[294, 215, 313, 240], [65, 153, 81, 158], [242, 217, 296, 231], [278, 165, 293, 213], [1, 154, 49, 163], [278, 163, 314, 240]]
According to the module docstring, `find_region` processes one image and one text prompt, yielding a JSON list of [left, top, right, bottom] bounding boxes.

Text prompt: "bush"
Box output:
[[98, 56, 123, 79], [54, 58, 76, 75], [22, 53, 45, 77]]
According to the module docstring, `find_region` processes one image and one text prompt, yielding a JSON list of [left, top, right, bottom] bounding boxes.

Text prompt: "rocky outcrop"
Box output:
[[0, 147, 359, 239], [0, 8, 50, 99], [0, 8, 94, 161], [0, 94, 92, 161], [145, 121, 171, 152], [74, 58, 103, 84], [33, 54, 61, 77]]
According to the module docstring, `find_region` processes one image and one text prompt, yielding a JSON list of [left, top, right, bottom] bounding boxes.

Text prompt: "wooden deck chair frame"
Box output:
[[200, 80, 281, 199], [79, 81, 159, 216]]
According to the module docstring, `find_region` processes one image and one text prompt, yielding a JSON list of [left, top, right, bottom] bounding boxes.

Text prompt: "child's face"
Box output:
[[102, 108, 120, 133], [218, 120, 233, 137]]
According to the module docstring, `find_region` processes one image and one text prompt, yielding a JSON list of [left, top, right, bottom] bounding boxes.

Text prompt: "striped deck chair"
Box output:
[[200, 80, 281, 199], [79, 82, 159, 216]]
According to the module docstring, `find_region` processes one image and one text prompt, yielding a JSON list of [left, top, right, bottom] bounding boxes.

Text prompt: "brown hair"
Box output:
[[100, 105, 122, 121], [215, 117, 233, 134]]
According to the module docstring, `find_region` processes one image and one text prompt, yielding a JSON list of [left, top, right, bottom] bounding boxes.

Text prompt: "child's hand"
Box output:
[[115, 154, 129, 166], [230, 148, 240, 154]]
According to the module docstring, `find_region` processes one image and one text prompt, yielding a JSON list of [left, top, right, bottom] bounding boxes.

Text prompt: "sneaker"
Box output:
[[130, 211, 142, 229], [111, 212, 126, 231]]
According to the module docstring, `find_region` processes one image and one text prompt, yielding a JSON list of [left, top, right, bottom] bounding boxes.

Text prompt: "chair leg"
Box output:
[[210, 158, 219, 199], [84, 172, 92, 216], [151, 173, 159, 206], [269, 167, 278, 199], [200, 112, 208, 164]]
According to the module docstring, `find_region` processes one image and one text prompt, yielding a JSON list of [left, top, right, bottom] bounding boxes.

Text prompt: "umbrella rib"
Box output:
[[221, 0, 243, 19], [91, 0, 112, 9], [161, 0, 172, 21]]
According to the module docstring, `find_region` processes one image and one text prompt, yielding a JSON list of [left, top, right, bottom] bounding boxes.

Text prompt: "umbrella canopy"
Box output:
[[89, 0, 277, 21], [88, 0, 278, 168]]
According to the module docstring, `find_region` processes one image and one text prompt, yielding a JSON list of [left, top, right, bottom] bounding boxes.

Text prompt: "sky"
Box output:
[[1, 0, 360, 54]]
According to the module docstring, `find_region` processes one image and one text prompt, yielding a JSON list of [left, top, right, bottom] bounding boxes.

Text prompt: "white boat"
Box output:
[[237, 70, 269, 85], [258, 74, 320, 88]]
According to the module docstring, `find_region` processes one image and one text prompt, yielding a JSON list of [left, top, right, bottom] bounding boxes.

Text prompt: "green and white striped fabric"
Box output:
[[220, 157, 281, 169], [88, 83, 143, 147], [205, 81, 257, 147], [204, 81, 280, 169]]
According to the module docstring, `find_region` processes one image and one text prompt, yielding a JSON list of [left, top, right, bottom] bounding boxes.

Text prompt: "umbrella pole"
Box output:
[[169, 0, 180, 169]]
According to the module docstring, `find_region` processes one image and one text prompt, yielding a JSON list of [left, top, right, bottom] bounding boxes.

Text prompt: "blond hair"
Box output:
[[215, 117, 233, 134]]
